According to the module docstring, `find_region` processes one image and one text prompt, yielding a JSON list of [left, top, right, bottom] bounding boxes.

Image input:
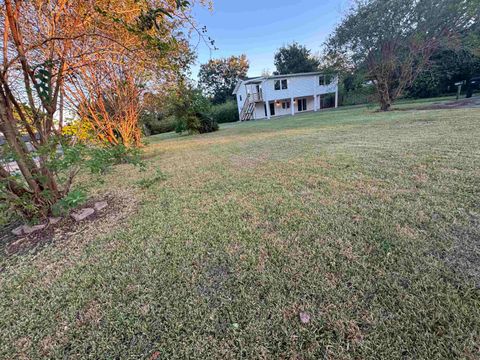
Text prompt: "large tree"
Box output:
[[0, 0, 207, 219], [198, 55, 249, 104], [326, 0, 480, 111], [274, 42, 320, 75]]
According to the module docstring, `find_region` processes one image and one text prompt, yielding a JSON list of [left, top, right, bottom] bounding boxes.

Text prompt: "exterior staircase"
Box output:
[[240, 94, 255, 121]]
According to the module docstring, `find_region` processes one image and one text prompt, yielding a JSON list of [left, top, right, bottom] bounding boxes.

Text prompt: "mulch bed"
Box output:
[[413, 97, 480, 110], [0, 193, 122, 258]]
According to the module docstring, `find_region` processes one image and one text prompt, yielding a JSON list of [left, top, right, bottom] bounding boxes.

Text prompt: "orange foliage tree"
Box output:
[[0, 0, 210, 218]]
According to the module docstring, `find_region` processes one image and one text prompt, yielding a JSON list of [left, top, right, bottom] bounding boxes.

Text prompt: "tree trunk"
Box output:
[[376, 82, 393, 111], [380, 99, 392, 111], [0, 85, 62, 219]]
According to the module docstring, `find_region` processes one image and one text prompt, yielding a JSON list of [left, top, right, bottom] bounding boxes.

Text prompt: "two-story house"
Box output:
[[233, 71, 339, 121]]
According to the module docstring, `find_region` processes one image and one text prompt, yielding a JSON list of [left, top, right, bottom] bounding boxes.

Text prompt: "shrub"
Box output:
[[62, 120, 96, 141], [142, 113, 177, 135], [197, 112, 219, 134], [406, 70, 441, 98], [0, 202, 13, 227], [51, 188, 88, 217], [175, 112, 218, 134], [1, 138, 143, 221], [341, 85, 377, 106], [210, 101, 239, 124], [171, 82, 218, 135]]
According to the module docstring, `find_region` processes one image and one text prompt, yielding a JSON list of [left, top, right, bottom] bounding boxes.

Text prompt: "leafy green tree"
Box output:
[[198, 55, 249, 104], [171, 81, 218, 134], [326, 0, 480, 110], [407, 45, 480, 98], [274, 42, 320, 75]]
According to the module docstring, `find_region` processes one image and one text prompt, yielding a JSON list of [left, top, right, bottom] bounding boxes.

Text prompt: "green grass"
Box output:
[[1, 104, 480, 359]]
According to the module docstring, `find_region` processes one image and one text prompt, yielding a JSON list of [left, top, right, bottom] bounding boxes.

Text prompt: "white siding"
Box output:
[[245, 84, 260, 95], [236, 82, 247, 115], [293, 97, 315, 113], [264, 75, 338, 101], [235, 73, 339, 120], [254, 103, 266, 119], [270, 100, 292, 117]]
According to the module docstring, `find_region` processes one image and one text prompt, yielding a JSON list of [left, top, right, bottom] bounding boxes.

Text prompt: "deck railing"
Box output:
[[251, 92, 263, 102]]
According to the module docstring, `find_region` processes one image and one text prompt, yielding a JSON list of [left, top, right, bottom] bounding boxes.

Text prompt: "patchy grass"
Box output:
[[1, 104, 480, 359]]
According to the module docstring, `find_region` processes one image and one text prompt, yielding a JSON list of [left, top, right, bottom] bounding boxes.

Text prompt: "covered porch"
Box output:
[[264, 93, 337, 119]]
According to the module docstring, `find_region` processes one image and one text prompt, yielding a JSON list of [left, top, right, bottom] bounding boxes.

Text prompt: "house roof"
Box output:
[[233, 71, 327, 94], [232, 76, 262, 94]]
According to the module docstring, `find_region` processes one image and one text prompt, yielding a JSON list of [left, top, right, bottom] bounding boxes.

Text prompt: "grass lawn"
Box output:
[[1, 102, 480, 359]]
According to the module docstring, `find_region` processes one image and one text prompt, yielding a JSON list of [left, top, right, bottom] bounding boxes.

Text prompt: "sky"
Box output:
[[188, 0, 352, 80]]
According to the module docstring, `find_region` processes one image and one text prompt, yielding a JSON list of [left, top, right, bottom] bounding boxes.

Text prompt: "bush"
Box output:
[[1, 137, 143, 221], [142, 113, 177, 135], [210, 101, 239, 124], [197, 112, 219, 133], [0, 202, 13, 227], [176, 112, 218, 134], [406, 70, 441, 98], [171, 82, 219, 135], [341, 85, 377, 106]]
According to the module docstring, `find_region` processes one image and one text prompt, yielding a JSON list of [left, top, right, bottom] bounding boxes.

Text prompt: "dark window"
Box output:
[[319, 75, 332, 86], [282, 101, 291, 109], [239, 95, 242, 101], [269, 102, 275, 116], [274, 79, 288, 90], [320, 94, 335, 109], [297, 98, 307, 112]]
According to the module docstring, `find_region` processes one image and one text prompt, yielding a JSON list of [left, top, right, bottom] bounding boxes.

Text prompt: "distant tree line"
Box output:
[[325, 0, 480, 110], [195, 0, 479, 113]]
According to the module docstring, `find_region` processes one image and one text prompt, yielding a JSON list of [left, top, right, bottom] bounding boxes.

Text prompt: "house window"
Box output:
[[274, 79, 288, 90], [282, 101, 290, 109], [239, 95, 243, 101], [319, 75, 332, 86], [297, 98, 307, 112]]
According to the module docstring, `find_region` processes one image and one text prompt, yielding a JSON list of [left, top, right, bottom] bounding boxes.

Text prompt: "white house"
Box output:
[[1, 133, 43, 173], [233, 71, 339, 121]]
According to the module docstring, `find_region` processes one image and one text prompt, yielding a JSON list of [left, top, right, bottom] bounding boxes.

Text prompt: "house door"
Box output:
[[256, 85, 260, 94], [297, 98, 307, 112], [269, 102, 275, 116]]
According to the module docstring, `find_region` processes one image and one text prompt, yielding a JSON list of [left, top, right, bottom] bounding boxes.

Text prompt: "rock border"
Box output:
[[11, 201, 109, 237]]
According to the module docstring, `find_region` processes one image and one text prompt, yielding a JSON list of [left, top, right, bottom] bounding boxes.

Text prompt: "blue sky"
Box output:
[[189, 0, 351, 80]]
